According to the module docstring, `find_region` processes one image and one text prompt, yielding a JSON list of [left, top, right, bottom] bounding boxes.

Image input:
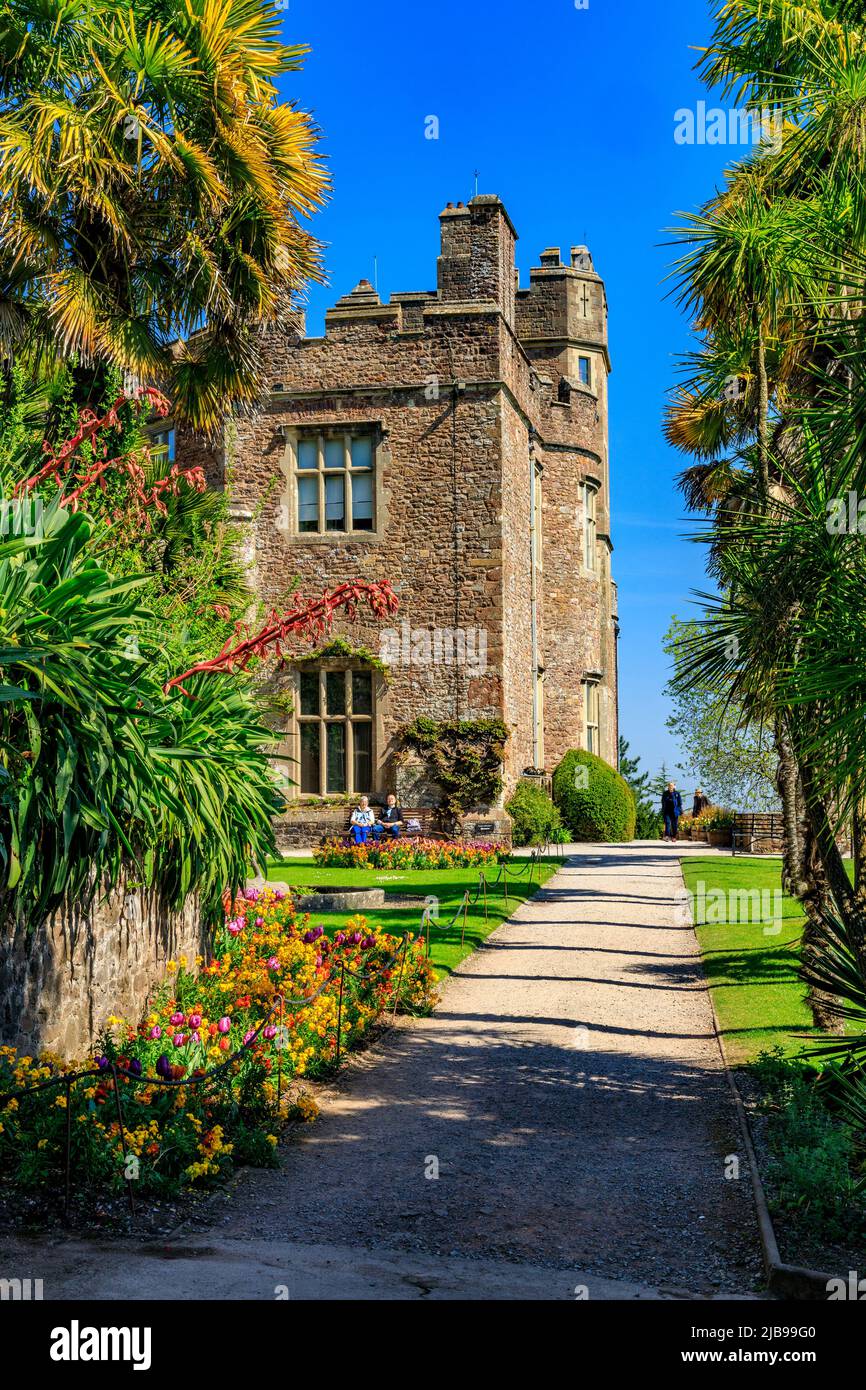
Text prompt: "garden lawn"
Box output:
[[266, 857, 558, 978], [680, 855, 852, 1064]]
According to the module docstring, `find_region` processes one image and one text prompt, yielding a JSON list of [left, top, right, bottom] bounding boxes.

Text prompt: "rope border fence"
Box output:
[[418, 842, 565, 954], [0, 841, 564, 1220], [0, 933, 411, 1221]]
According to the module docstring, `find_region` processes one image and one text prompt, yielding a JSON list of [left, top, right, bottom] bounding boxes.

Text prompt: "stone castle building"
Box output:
[[174, 195, 619, 842]]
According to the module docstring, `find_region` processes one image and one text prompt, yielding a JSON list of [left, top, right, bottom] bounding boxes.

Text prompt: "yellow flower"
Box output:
[[55, 1095, 67, 1109]]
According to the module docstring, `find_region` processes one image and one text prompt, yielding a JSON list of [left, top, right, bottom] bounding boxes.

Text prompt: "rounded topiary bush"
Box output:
[[505, 781, 564, 847], [552, 750, 636, 843]]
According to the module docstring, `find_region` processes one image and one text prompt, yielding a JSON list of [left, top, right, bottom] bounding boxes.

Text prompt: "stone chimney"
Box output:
[[437, 195, 518, 326]]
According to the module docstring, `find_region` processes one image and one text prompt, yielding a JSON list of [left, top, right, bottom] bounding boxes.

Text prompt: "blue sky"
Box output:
[[276, 0, 737, 786]]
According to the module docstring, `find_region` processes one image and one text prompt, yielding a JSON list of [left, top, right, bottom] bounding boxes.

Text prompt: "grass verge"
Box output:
[[679, 855, 814, 1064], [266, 857, 559, 978]]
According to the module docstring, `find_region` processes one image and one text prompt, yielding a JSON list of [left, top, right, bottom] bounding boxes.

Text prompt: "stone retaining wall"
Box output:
[[0, 881, 204, 1058]]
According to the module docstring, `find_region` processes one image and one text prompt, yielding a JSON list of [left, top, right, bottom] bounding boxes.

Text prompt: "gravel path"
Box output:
[[208, 844, 763, 1295], [1, 845, 764, 1300]]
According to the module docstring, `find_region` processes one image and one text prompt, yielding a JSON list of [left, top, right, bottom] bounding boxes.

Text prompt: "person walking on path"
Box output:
[[692, 787, 710, 817], [662, 782, 683, 842]]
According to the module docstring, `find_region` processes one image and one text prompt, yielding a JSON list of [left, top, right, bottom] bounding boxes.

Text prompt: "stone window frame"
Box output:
[[583, 677, 601, 755], [581, 477, 600, 574], [147, 423, 176, 464], [578, 355, 593, 389], [284, 425, 383, 542], [292, 663, 382, 798]]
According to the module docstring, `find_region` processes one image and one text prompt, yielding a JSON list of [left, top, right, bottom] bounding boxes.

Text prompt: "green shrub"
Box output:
[[506, 781, 563, 846], [552, 750, 636, 843], [751, 1048, 866, 1241]]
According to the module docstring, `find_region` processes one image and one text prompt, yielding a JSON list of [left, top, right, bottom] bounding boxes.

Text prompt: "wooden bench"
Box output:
[[321, 805, 450, 847], [732, 812, 785, 856]]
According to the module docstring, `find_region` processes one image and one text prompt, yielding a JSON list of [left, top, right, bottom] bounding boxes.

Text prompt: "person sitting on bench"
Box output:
[[373, 794, 403, 839], [350, 796, 376, 845]]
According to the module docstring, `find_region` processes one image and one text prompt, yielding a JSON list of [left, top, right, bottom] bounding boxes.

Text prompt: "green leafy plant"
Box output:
[[698, 807, 735, 832], [0, 0, 328, 429], [506, 781, 563, 847], [295, 636, 390, 677], [552, 750, 636, 843], [400, 717, 509, 823], [0, 496, 280, 929], [751, 1047, 866, 1239]]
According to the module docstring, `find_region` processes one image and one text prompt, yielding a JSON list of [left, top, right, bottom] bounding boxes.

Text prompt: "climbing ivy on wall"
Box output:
[[400, 717, 509, 821]]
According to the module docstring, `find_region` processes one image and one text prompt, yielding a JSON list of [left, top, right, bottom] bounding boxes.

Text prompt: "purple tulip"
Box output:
[[334, 932, 346, 946], [128, 1059, 142, 1077], [96, 1055, 109, 1070], [362, 936, 376, 950], [156, 1054, 172, 1079]]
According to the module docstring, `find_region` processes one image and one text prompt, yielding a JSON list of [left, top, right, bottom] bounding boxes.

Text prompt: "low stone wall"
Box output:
[[274, 803, 512, 851], [0, 881, 204, 1059], [273, 806, 351, 852]]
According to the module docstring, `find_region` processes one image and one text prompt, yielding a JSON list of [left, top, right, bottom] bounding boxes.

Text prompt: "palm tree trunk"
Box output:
[[775, 712, 805, 898], [756, 328, 770, 503]]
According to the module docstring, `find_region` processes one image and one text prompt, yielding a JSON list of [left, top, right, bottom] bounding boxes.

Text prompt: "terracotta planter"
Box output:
[[707, 828, 732, 848]]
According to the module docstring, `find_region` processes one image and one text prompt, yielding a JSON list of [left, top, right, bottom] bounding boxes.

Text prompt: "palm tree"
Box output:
[[0, 0, 328, 429]]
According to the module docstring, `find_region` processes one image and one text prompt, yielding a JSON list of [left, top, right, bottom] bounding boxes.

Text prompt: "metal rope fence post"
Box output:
[[335, 963, 346, 1065], [110, 1064, 135, 1217], [391, 935, 410, 1022], [64, 1077, 72, 1224], [461, 890, 469, 947], [277, 994, 284, 1113], [481, 870, 488, 922]]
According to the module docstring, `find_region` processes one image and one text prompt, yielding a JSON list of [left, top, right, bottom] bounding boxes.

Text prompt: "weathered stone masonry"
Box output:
[[175, 196, 619, 834]]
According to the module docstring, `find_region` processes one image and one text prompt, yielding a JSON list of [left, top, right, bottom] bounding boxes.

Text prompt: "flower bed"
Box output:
[[0, 887, 435, 1204], [314, 836, 506, 870]]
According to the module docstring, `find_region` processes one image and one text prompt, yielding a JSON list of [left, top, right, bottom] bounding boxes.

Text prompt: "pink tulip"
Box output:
[[263, 1025, 277, 1040], [189, 1013, 202, 1028], [170, 1012, 184, 1026], [244, 1030, 255, 1045], [255, 916, 264, 927], [148, 1026, 162, 1040], [217, 1017, 231, 1034], [266, 956, 280, 971], [173, 1033, 186, 1047]]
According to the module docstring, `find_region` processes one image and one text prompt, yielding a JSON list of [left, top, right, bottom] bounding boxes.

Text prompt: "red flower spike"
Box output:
[[164, 580, 399, 696]]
